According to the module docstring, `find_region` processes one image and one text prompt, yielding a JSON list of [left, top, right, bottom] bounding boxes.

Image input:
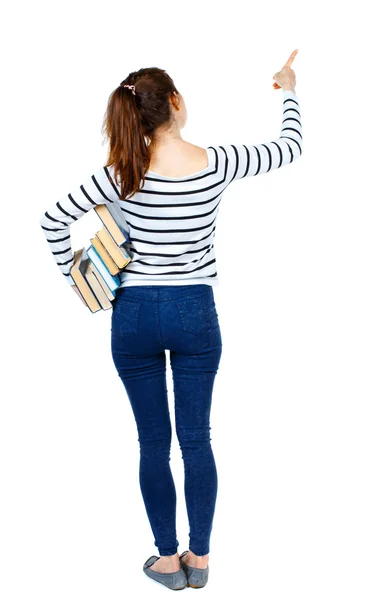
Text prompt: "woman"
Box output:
[[39, 49, 301, 590]]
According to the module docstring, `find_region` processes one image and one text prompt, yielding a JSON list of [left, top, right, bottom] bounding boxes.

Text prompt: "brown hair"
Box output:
[[101, 67, 180, 201]]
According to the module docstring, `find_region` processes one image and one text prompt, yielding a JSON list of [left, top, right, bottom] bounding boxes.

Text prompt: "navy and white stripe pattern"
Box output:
[[39, 90, 302, 288]]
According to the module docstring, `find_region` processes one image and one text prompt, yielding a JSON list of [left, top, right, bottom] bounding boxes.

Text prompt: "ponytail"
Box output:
[[102, 67, 179, 200]]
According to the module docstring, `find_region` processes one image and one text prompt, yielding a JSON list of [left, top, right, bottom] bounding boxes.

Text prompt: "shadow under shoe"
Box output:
[[179, 551, 209, 588]]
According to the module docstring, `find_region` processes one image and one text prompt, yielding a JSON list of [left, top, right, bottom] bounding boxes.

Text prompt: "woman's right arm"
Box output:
[[218, 88, 302, 185]]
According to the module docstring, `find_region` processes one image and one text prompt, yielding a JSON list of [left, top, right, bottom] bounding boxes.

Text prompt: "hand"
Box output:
[[272, 49, 298, 90]]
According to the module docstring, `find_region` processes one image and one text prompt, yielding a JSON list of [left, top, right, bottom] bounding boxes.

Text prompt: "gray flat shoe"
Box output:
[[143, 555, 187, 590], [179, 551, 209, 588]]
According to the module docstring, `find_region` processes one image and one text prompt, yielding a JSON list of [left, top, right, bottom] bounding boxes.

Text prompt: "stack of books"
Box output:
[[70, 203, 133, 313]]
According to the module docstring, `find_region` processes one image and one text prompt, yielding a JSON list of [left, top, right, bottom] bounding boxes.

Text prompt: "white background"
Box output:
[[2, 0, 390, 598]]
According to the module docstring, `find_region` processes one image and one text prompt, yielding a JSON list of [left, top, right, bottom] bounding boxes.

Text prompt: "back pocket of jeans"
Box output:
[[111, 300, 141, 337], [176, 294, 210, 335]]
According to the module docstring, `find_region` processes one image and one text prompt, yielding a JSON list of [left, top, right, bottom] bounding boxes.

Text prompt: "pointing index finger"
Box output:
[[285, 49, 299, 68]]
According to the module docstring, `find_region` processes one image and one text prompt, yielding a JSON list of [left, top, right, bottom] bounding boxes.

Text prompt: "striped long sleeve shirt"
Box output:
[[39, 89, 302, 288]]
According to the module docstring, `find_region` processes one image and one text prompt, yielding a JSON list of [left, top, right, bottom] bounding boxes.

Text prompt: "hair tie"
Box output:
[[122, 84, 136, 95]]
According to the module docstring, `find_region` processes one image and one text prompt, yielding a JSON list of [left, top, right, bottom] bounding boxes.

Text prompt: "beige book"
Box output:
[[90, 234, 121, 275], [94, 202, 129, 246], [96, 227, 132, 269]]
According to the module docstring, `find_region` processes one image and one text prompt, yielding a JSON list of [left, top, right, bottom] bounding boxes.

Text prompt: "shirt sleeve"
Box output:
[[218, 89, 302, 184], [39, 165, 120, 286]]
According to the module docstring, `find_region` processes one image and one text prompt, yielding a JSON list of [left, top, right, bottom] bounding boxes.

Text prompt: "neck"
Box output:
[[149, 129, 183, 152]]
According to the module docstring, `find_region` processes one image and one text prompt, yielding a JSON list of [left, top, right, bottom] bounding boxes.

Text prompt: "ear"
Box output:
[[171, 91, 181, 111]]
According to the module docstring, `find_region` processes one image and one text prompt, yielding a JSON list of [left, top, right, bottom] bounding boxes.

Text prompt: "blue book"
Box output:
[[87, 245, 121, 292]]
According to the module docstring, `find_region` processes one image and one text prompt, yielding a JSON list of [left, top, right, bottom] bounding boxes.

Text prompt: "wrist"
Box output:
[[282, 87, 296, 94]]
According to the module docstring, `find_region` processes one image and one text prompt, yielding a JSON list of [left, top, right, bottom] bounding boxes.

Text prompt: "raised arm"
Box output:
[[39, 165, 119, 286], [218, 89, 302, 185]]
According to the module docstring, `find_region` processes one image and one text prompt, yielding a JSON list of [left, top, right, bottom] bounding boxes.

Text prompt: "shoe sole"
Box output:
[[144, 571, 187, 591], [145, 575, 187, 591]]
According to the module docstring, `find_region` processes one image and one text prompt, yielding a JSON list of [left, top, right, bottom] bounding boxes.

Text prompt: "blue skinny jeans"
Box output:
[[110, 284, 223, 557]]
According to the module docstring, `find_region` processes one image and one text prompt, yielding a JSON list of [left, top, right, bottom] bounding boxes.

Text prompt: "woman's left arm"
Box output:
[[39, 165, 119, 286]]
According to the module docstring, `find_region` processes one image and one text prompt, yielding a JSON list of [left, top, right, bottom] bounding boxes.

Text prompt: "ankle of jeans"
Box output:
[[188, 543, 210, 556], [158, 545, 179, 556]]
